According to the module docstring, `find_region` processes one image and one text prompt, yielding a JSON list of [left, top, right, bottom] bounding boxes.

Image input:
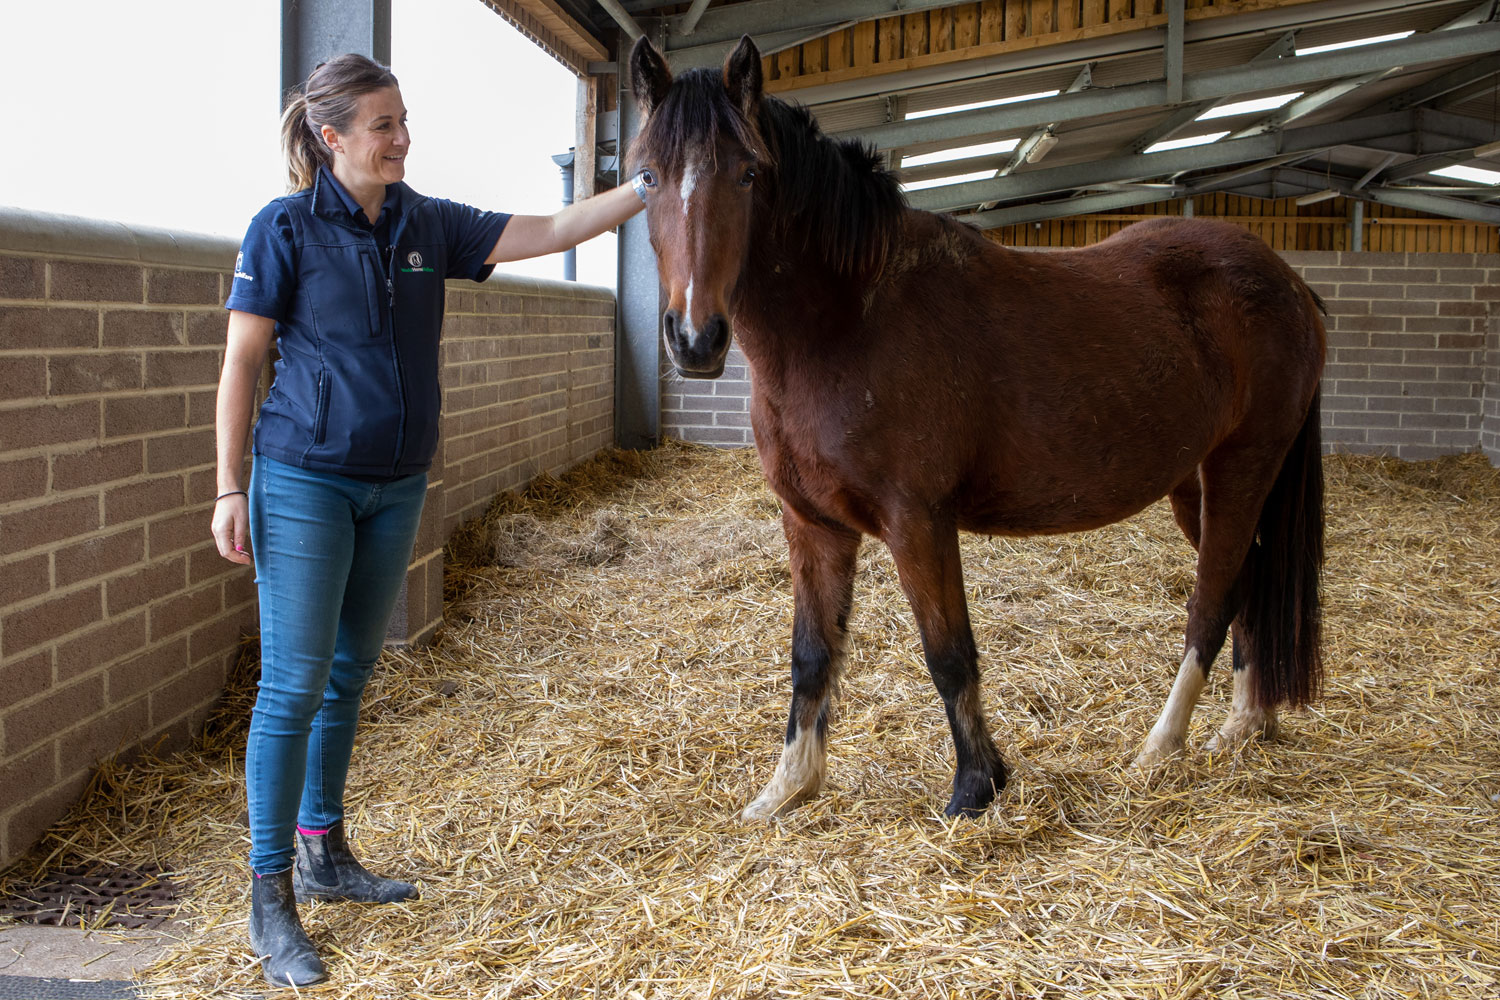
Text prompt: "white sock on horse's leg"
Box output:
[[1134, 648, 1206, 769], [1206, 662, 1279, 750], [743, 704, 828, 821]]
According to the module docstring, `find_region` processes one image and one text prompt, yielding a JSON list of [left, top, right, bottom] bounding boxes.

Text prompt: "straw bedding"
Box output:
[[5, 442, 1498, 998]]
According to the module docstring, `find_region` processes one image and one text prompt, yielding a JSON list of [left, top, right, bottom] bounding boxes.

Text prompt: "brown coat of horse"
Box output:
[[629, 37, 1326, 820]]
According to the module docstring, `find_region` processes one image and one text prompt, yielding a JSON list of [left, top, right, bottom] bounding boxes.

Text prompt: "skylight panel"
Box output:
[[1296, 31, 1414, 56], [901, 139, 1021, 168], [1143, 131, 1229, 154], [1195, 93, 1303, 120], [1430, 164, 1500, 185], [899, 170, 996, 193], [905, 91, 1060, 120]]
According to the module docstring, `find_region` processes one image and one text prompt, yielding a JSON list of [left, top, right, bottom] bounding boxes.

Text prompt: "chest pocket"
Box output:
[[361, 249, 385, 336]]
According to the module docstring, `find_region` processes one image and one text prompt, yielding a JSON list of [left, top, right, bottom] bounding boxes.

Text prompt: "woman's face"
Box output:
[[324, 86, 409, 192]]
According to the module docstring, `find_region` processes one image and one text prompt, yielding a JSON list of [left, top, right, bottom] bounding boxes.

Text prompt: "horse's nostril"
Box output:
[[663, 309, 681, 344], [705, 315, 730, 353]]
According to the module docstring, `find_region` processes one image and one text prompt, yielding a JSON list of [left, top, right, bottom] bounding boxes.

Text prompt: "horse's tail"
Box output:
[[1238, 387, 1325, 709]]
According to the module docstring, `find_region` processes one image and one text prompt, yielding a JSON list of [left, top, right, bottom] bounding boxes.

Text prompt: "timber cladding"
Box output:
[[0, 209, 615, 870]]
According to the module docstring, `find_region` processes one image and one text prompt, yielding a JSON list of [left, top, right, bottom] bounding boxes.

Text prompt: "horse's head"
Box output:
[[629, 35, 765, 379]]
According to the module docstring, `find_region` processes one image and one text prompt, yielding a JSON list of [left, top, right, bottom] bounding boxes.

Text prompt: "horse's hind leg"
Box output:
[[886, 515, 1006, 817], [1135, 453, 1279, 768], [1163, 477, 1279, 753], [743, 509, 859, 821]]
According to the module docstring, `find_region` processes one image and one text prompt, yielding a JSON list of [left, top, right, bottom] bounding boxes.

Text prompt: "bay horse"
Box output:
[[629, 37, 1326, 821]]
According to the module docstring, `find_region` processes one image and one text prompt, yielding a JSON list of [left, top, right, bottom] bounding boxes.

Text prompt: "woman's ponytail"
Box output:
[[278, 54, 400, 193], [280, 91, 326, 193]]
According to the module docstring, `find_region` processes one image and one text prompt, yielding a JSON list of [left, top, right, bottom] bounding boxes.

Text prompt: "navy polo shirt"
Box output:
[[227, 166, 510, 478]]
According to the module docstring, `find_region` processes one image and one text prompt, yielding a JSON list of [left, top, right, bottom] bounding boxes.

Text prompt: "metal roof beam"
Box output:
[[1368, 186, 1500, 223], [664, 0, 956, 51], [1129, 31, 1296, 154], [958, 187, 1186, 229], [843, 22, 1500, 150], [1382, 52, 1500, 110], [903, 111, 1417, 211], [596, 0, 645, 41]]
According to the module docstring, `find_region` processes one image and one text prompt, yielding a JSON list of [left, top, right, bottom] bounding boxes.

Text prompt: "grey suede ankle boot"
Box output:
[[249, 868, 328, 988], [293, 820, 419, 903]]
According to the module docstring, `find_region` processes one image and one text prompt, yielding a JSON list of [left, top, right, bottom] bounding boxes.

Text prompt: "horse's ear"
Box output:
[[630, 36, 672, 116], [722, 35, 763, 118]]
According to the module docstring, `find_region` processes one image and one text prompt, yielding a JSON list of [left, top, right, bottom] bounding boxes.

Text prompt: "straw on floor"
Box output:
[[5, 442, 1497, 998]]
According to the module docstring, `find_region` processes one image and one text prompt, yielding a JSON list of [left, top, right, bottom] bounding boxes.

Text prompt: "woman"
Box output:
[[212, 53, 644, 988]]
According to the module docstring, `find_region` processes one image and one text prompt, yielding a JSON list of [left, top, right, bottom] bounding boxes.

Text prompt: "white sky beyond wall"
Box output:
[[1, 0, 616, 286]]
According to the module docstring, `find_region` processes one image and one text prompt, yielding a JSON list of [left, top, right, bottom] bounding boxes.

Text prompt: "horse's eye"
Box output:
[[640, 169, 657, 188], [740, 168, 756, 188]]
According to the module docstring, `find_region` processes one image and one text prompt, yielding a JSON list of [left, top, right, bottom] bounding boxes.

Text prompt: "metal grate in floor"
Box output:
[[0, 864, 178, 931]]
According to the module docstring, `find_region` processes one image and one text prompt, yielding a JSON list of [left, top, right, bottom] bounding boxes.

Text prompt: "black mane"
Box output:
[[632, 68, 906, 277]]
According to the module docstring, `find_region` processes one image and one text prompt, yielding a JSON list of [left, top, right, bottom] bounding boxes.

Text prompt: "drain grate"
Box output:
[[0, 863, 178, 930]]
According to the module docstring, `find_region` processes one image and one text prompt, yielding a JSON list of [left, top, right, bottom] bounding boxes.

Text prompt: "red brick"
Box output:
[[149, 659, 224, 730], [224, 568, 258, 609], [146, 508, 210, 559], [145, 349, 220, 390], [148, 585, 222, 642], [146, 269, 220, 306], [185, 310, 229, 346], [47, 352, 143, 396], [1, 673, 104, 756], [188, 613, 248, 665], [0, 456, 47, 505], [0, 356, 46, 400], [0, 256, 46, 299], [102, 310, 183, 347], [0, 306, 97, 349], [0, 495, 100, 558], [0, 649, 54, 705], [189, 545, 238, 585], [0, 400, 99, 453], [104, 476, 185, 527], [55, 612, 147, 682], [106, 554, 186, 615], [51, 441, 143, 491], [1, 552, 51, 605], [4, 771, 89, 861], [103, 393, 185, 438], [107, 638, 188, 705], [0, 744, 56, 817], [145, 428, 214, 475], [58, 697, 152, 779], [54, 526, 147, 588], [187, 389, 218, 428], [49, 261, 143, 303], [1, 585, 102, 658]]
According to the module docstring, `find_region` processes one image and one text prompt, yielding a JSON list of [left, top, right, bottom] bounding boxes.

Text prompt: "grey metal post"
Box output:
[[1351, 200, 1364, 253], [615, 73, 661, 450], [281, 0, 392, 100], [551, 151, 577, 281]]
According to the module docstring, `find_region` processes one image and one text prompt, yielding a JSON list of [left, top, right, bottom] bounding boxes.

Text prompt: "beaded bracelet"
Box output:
[[215, 490, 248, 502]]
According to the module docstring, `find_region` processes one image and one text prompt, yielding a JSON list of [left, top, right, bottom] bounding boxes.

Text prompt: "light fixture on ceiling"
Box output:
[[1026, 129, 1059, 164], [1295, 189, 1340, 206]]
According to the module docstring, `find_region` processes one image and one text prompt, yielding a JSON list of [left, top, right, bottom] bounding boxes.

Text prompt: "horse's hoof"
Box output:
[[944, 764, 1004, 818], [1205, 710, 1279, 752], [1130, 741, 1183, 772]]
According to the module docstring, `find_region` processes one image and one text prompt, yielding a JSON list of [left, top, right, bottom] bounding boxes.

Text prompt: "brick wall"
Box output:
[[0, 207, 615, 869], [663, 251, 1500, 466], [1283, 251, 1500, 464]]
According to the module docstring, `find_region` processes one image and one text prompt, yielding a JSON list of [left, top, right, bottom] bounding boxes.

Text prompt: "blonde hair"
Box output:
[[280, 53, 400, 192]]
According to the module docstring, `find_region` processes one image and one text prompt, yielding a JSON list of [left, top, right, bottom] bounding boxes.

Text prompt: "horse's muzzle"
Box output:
[[662, 310, 731, 379]]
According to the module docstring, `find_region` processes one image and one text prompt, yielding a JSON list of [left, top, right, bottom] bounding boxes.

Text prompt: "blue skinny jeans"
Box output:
[[245, 455, 427, 875]]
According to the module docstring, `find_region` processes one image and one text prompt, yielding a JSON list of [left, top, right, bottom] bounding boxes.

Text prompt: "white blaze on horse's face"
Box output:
[[643, 144, 756, 380]]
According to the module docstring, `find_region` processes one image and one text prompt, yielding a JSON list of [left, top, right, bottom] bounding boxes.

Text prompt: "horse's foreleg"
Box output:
[[887, 517, 1006, 818], [742, 509, 859, 821]]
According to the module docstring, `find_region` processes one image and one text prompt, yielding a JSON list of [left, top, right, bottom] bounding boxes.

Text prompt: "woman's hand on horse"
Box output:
[[212, 494, 252, 565]]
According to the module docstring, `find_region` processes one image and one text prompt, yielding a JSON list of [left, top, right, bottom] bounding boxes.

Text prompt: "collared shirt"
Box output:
[[227, 167, 510, 478]]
